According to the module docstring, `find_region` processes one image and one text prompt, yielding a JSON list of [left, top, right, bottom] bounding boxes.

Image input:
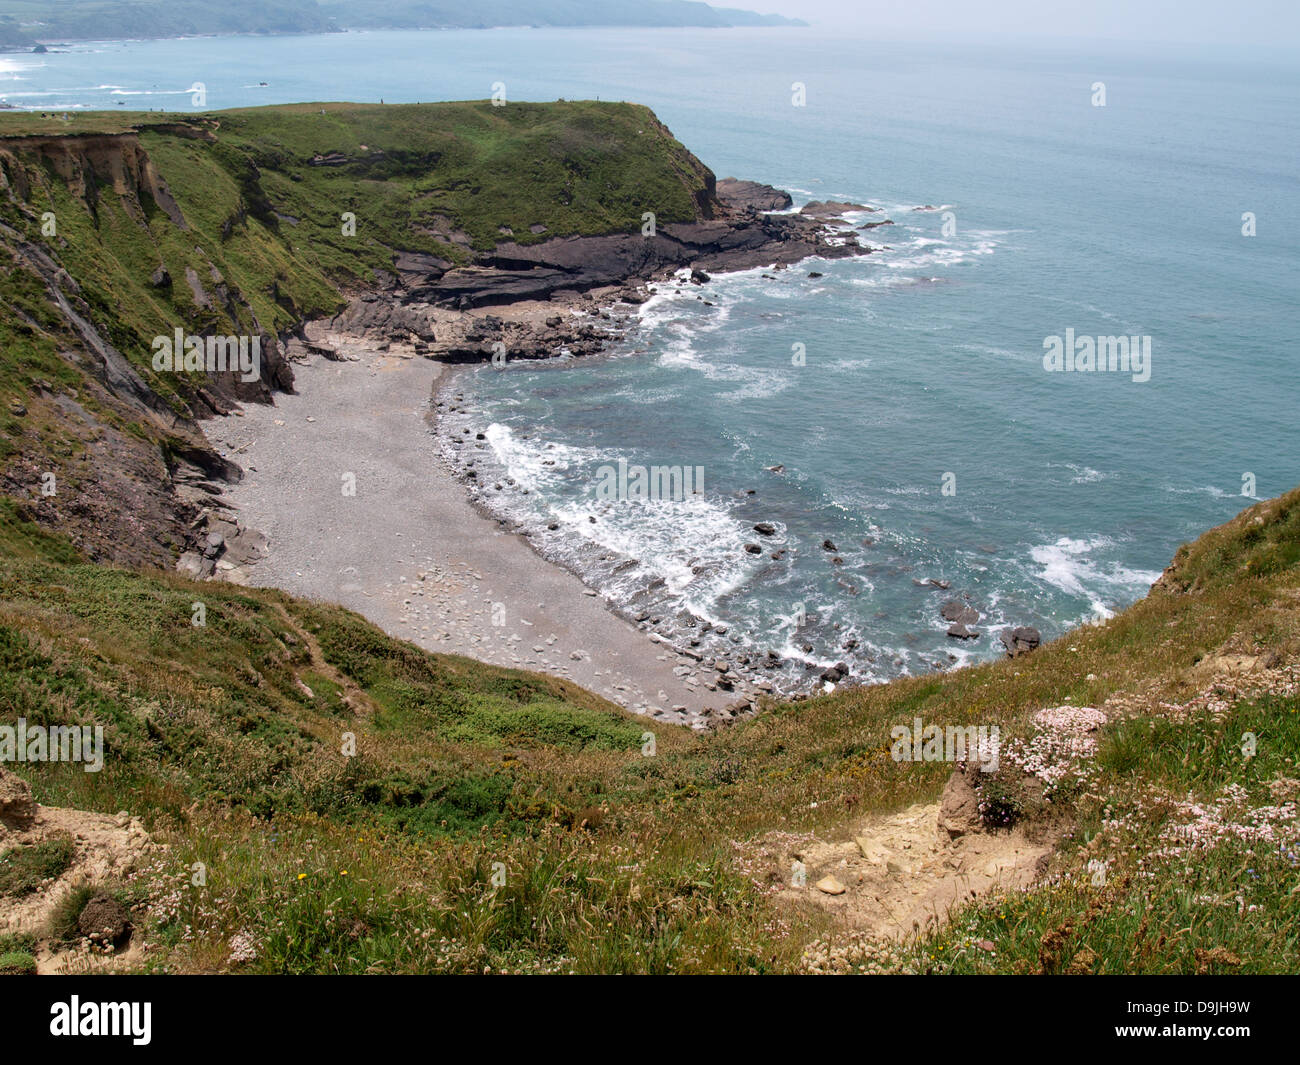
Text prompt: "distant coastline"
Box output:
[[0, 0, 806, 52]]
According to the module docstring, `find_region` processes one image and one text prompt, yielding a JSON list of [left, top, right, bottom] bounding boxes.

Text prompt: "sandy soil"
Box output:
[[209, 345, 731, 726], [765, 800, 1054, 940], [0, 772, 155, 974]]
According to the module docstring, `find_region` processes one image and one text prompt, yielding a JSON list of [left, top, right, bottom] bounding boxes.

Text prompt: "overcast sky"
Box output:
[[755, 0, 1300, 47]]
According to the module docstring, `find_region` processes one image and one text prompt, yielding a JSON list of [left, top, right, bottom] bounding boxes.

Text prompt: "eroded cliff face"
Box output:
[[0, 131, 192, 227], [0, 220, 242, 568], [0, 127, 290, 566]]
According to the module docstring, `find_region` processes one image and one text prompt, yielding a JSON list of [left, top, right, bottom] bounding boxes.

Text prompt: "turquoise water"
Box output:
[[9, 29, 1298, 682]]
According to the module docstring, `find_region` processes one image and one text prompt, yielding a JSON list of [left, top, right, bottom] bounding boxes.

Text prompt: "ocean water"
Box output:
[[8, 29, 1298, 684]]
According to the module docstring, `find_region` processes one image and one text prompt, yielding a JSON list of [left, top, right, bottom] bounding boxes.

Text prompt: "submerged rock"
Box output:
[[940, 600, 980, 625]]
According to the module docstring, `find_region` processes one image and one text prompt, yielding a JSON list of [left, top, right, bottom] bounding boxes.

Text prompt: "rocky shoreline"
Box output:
[[441, 391, 1048, 715], [281, 177, 872, 365], [184, 180, 873, 722], [433, 371, 809, 721]]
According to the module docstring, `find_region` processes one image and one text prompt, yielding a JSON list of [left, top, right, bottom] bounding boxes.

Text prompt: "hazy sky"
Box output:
[[755, 0, 1300, 47]]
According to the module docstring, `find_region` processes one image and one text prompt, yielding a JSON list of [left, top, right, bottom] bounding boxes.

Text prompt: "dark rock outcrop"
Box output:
[[800, 200, 870, 218], [940, 600, 980, 626], [715, 177, 793, 212], [1000, 626, 1042, 658], [418, 213, 866, 309]]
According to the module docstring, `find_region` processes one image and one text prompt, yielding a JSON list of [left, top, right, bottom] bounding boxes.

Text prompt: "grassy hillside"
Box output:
[[206, 100, 714, 255], [2, 480, 1298, 972], [0, 99, 712, 336]]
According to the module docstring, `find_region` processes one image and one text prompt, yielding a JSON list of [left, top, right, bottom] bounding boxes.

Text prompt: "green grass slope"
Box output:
[[0, 99, 712, 370], [2, 481, 1298, 973]]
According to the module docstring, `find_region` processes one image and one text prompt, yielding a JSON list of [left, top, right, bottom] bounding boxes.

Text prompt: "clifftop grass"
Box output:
[[0, 100, 713, 356], [0, 99, 712, 378], [1, 99, 712, 251]]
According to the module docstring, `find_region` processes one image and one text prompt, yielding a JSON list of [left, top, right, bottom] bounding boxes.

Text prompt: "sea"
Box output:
[[6, 27, 1297, 684]]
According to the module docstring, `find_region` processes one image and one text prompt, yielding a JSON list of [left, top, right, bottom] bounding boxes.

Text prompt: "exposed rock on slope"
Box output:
[[421, 214, 861, 308], [347, 167, 865, 312]]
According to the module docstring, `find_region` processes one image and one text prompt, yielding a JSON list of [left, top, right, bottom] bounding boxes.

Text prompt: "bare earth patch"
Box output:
[[0, 769, 155, 974], [767, 649, 1300, 956], [759, 799, 1056, 941]]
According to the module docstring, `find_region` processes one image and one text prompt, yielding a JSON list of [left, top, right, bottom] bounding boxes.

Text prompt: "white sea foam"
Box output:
[[471, 421, 748, 607], [820, 355, 874, 373], [1041, 294, 1124, 324], [1047, 462, 1109, 485], [879, 236, 1000, 271], [1029, 536, 1161, 620], [1164, 483, 1232, 499], [954, 343, 1025, 361], [652, 324, 791, 400], [552, 493, 748, 599]]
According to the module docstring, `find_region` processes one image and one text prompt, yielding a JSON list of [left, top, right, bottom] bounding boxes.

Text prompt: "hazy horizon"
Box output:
[[750, 0, 1300, 48]]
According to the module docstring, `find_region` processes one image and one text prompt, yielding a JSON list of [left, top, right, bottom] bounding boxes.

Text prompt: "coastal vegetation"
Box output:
[[0, 101, 713, 551]]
